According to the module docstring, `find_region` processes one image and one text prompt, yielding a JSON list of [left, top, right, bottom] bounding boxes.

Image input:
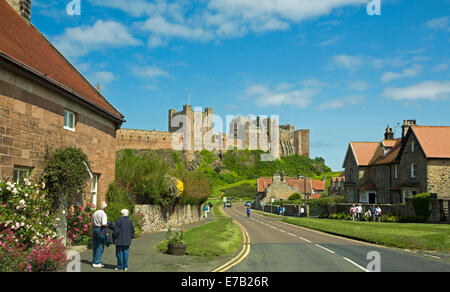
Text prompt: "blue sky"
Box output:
[[30, 0, 450, 171]]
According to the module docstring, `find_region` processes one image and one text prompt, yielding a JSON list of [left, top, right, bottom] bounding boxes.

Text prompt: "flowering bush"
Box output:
[[66, 202, 95, 247], [0, 178, 69, 272], [0, 178, 58, 247], [29, 238, 67, 271], [0, 228, 32, 272], [166, 226, 185, 245]]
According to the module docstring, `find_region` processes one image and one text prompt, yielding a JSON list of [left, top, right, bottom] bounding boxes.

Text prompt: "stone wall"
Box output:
[[134, 204, 205, 233], [0, 67, 117, 205], [427, 159, 450, 198]]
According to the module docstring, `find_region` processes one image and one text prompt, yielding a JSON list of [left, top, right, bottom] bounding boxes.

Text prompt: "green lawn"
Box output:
[[282, 217, 450, 252], [158, 206, 242, 259]]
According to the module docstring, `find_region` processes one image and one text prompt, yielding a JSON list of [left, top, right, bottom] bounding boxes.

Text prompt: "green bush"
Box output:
[[412, 193, 431, 222], [289, 193, 303, 201]]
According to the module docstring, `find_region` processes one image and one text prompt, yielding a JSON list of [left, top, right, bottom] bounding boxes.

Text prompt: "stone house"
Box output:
[[328, 173, 345, 196], [0, 0, 124, 206], [343, 121, 450, 204], [255, 172, 327, 208]]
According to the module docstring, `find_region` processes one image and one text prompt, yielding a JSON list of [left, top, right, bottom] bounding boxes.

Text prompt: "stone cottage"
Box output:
[[255, 172, 328, 208], [0, 0, 125, 206], [343, 121, 450, 204]]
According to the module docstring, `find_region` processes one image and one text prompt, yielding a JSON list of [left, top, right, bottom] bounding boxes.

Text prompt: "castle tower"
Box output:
[[6, 0, 31, 21]]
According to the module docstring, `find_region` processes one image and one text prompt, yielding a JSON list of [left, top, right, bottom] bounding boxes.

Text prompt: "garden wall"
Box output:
[[134, 204, 204, 233]]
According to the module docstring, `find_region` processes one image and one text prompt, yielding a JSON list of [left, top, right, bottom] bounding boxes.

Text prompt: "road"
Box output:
[[222, 204, 450, 272]]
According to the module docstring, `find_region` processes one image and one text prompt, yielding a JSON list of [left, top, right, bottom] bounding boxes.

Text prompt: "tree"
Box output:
[[43, 147, 91, 245]]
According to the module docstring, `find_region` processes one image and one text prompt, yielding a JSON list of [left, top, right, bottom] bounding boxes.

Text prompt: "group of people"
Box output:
[[350, 204, 382, 222], [91, 201, 135, 271], [276, 206, 287, 216]]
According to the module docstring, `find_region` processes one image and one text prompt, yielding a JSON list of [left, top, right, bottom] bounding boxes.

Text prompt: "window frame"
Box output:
[[13, 167, 31, 184], [64, 109, 76, 131], [411, 163, 416, 178]]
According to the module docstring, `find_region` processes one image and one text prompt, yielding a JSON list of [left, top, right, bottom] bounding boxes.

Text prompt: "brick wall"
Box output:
[[0, 67, 118, 206]]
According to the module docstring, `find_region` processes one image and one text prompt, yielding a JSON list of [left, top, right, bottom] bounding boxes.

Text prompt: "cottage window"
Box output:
[[91, 174, 99, 208], [64, 110, 76, 131], [394, 165, 398, 179], [411, 163, 416, 178], [411, 141, 415, 152], [13, 167, 31, 184]]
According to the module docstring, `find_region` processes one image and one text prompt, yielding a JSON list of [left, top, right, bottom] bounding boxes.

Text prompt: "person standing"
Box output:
[[92, 201, 109, 268], [247, 206, 251, 218], [113, 209, 135, 271], [204, 204, 209, 218], [350, 205, 356, 221], [370, 204, 377, 222], [277, 206, 280, 215], [282, 206, 286, 216], [356, 204, 362, 221], [300, 206, 305, 217], [376, 206, 382, 223]]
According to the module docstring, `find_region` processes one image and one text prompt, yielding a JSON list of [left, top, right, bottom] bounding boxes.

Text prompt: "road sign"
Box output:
[[223, 197, 227, 202], [271, 198, 275, 203]]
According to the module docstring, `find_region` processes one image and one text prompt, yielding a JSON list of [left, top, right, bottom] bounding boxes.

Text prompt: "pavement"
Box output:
[[77, 210, 238, 272]]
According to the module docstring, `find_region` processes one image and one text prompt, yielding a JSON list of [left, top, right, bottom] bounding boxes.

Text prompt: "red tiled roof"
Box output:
[[371, 138, 402, 165], [311, 180, 326, 192], [0, 1, 123, 121], [350, 142, 379, 166], [257, 177, 273, 193], [411, 126, 450, 158], [257, 177, 313, 194]]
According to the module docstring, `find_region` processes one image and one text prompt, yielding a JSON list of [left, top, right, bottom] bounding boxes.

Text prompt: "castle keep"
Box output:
[[117, 105, 310, 160]]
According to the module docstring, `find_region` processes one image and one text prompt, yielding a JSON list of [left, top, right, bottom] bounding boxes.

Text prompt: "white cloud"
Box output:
[[381, 64, 423, 83], [88, 0, 367, 47], [91, 71, 116, 84], [132, 65, 173, 80], [329, 54, 363, 70], [432, 63, 449, 72], [318, 95, 365, 110], [348, 81, 369, 91], [424, 16, 450, 32], [383, 81, 450, 101], [53, 20, 141, 57], [139, 15, 215, 44], [244, 83, 319, 108]]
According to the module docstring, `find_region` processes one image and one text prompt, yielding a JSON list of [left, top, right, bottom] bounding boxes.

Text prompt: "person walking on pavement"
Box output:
[[113, 209, 135, 271], [277, 206, 280, 215], [92, 201, 109, 268], [247, 206, 251, 218], [370, 204, 377, 222], [204, 204, 209, 218], [282, 206, 286, 216]]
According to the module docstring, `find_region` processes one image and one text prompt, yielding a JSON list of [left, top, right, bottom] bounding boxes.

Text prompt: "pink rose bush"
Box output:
[[66, 202, 95, 247], [0, 178, 66, 272]]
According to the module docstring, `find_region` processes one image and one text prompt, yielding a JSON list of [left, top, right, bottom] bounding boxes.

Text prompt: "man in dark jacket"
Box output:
[[113, 209, 135, 271]]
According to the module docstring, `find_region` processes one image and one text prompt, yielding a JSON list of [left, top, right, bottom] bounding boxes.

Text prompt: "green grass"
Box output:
[[157, 206, 242, 259], [282, 217, 450, 252]]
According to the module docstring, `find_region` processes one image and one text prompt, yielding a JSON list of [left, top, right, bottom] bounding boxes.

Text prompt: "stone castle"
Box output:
[[117, 105, 310, 161]]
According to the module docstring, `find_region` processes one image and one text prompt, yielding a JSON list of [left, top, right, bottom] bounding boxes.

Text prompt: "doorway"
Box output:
[[369, 193, 376, 204]]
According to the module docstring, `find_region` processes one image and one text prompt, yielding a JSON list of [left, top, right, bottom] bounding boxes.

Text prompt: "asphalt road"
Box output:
[[224, 204, 450, 272]]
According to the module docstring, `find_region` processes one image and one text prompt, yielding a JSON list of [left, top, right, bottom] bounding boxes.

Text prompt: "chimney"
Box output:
[[97, 83, 101, 92], [384, 125, 394, 140], [6, 0, 31, 22], [402, 120, 417, 140]]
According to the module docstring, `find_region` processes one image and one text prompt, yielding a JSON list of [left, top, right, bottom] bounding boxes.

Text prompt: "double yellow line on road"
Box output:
[[212, 210, 251, 272]]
